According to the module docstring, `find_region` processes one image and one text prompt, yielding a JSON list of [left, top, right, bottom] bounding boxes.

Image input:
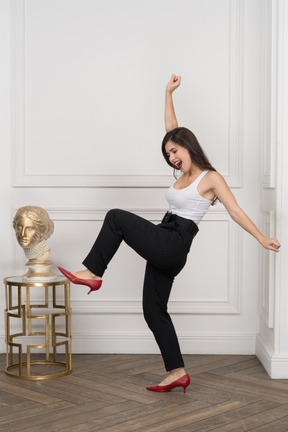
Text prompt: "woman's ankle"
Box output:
[[72, 270, 101, 280], [86, 270, 98, 279], [169, 367, 186, 378]]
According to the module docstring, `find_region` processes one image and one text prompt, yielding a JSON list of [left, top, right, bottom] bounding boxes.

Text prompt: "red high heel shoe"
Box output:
[[146, 374, 190, 393], [58, 267, 102, 294]]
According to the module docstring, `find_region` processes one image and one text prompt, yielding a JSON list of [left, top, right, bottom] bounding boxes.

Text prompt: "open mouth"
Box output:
[[175, 160, 183, 170]]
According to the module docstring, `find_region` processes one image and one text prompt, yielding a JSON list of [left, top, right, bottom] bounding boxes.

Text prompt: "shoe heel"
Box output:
[[87, 286, 100, 294], [183, 374, 190, 393]]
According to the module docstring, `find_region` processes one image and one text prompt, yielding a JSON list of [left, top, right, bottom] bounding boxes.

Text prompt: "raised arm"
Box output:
[[209, 172, 281, 252], [165, 74, 181, 132]]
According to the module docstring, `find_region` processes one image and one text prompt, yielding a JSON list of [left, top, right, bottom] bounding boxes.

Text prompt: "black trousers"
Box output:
[[83, 209, 199, 371]]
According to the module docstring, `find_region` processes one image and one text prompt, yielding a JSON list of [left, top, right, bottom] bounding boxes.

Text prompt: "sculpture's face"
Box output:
[[15, 215, 42, 248]]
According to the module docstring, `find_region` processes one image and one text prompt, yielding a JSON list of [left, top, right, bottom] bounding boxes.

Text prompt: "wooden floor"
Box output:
[[0, 354, 288, 431]]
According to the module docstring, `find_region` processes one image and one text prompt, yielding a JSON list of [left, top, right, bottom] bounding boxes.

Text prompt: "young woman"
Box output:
[[59, 74, 280, 393]]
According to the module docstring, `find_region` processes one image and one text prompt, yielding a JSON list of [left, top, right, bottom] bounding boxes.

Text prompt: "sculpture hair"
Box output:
[[13, 206, 54, 240]]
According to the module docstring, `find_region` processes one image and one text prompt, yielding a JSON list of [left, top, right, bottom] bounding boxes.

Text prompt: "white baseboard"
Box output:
[[256, 334, 288, 379], [178, 332, 256, 355], [0, 331, 257, 355], [0, 337, 5, 354], [255, 334, 273, 376], [69, 331, 257, 354]]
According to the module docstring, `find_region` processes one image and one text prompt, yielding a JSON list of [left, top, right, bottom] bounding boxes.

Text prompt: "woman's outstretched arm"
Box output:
[[209, 172, 281, 252], [165, 74, 181, 132]]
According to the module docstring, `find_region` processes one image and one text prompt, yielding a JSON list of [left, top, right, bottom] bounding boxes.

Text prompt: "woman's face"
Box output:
[[15, 215, 42, 248], [165, 141, 192, 174]]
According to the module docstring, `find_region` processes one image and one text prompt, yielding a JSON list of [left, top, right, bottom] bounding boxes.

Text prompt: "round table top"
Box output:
[[4, 275, 68, 286]]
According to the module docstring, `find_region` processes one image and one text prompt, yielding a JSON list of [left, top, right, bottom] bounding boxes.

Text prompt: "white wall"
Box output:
[[256, 0, 288, 379], [1, 0, 266, 357]]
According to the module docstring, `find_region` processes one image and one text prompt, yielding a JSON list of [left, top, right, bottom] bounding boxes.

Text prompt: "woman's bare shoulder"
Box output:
[[205, 171, 230, 193], [206, 170, 224, 183]]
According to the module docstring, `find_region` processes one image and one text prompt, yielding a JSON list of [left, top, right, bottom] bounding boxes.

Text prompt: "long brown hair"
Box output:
[[162, 127, 218, 205]]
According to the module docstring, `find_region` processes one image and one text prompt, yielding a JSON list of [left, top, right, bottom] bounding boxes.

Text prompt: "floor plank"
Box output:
[[1, 354, 288, 432]]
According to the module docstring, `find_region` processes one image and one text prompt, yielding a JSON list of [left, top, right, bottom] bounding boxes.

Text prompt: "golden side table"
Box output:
[[4, 276, 72, 380]]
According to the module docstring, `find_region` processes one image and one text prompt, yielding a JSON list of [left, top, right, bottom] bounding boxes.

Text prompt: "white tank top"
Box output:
[[165, 170, 212, 225]]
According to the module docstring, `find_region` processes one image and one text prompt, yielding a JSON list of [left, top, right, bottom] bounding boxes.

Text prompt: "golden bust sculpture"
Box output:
[[13, 206, 56, 280]]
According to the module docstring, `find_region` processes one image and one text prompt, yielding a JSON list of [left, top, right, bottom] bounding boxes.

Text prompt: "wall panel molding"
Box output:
[[228, 0, 244, 187], [259, 210, 275, 328], [13, 206, 241, 315], [11, 0, 244, 188], [260, 0, 279, 188]]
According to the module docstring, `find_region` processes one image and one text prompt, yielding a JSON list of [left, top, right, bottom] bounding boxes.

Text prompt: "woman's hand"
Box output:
[[260, 237, 281, 252], [166, 74, 181, 94]]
